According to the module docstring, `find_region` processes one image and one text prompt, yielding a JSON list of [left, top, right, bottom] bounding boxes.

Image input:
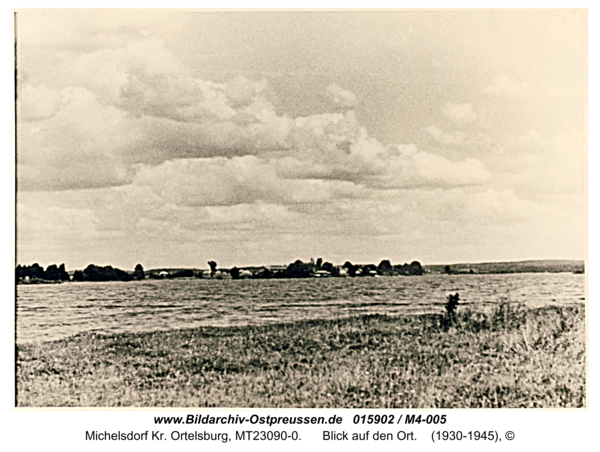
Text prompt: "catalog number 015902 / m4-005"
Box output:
[[353, 414, 447, 425]]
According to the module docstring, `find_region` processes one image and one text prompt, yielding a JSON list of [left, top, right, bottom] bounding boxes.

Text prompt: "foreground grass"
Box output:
[[16, 304, 585, 408]]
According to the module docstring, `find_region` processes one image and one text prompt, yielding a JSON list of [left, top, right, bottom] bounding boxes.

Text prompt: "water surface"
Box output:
[[16, 273, 585, 343]]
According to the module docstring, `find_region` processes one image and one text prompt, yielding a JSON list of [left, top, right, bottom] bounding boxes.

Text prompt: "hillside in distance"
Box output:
[[425, 260, 585, 275]]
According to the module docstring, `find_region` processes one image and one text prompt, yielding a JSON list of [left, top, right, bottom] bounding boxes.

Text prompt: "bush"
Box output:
[[442, 293, 460, 329]]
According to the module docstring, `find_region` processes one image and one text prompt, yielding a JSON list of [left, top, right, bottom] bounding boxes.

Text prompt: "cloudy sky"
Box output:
[[15, 9, 587, 270]]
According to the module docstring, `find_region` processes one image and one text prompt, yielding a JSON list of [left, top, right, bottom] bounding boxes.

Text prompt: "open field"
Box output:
[[425, 260, 585, 274], [16, 304, 585, 408]]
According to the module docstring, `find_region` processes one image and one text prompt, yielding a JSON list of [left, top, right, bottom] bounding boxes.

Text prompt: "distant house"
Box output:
[[311, 270, 331, 278], [158, 271, 169, 278], [239, 269, 253, 278]]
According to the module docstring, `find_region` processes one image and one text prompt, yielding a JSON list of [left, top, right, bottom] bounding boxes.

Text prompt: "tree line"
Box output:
[[16, 259, 424, 284], [16, 263, 70, 282], [16, 263, 146, 283], [229, 259, 423, 279]]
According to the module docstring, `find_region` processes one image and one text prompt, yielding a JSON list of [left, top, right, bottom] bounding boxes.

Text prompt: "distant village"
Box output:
[[15, 258, 584, 284], [15, 258, 424, 284]]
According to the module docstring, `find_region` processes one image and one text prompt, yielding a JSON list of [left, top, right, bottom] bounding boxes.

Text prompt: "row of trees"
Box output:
[[16, 263, 70, 282], [72, 264, 143, 282], [16, 263, 146, 283], [229, 259, 424, 279], [374, 260, 424, 276], [16, 259, 424, 283]]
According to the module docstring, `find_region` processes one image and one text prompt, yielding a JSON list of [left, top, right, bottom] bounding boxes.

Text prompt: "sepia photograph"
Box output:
[[14, 9, 587, 409]]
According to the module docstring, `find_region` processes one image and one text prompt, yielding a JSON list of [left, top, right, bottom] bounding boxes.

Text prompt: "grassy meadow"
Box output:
[[16, 303, 585, 408]]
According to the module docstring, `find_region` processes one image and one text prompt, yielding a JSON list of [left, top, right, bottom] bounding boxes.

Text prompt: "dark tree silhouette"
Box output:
[[134, 264, 145, 280], [378, 260, 393, 275], [282, 260, 312, 278], [408, 261, 424, 276], [80, 264, 133, 282], [208, 261, 218, 277], [29, 263, 45, 279], [58, 264, 70, 280], [444, 293, 460, 326], [15, 263, 69, 281], [44, 264, 61, 280]]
